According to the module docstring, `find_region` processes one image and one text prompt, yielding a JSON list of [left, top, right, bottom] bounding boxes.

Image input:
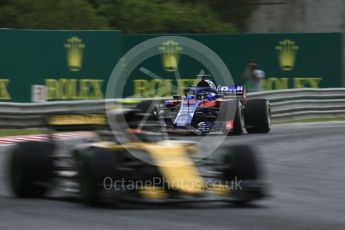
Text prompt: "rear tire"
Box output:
[[219, 100, 244, 135], [76, 147, 120, 206], [244, 99, 271, 133], [8, 142, 53, 198]]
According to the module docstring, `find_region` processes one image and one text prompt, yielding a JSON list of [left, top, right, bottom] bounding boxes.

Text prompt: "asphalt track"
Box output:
[[1, 122, 345, 230]]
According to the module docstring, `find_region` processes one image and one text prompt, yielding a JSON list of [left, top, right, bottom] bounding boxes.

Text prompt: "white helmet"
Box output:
[[205, 80, 216, 89]]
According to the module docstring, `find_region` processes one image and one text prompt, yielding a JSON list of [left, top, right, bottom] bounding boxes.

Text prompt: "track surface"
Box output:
[[1, 122, 345, 230]]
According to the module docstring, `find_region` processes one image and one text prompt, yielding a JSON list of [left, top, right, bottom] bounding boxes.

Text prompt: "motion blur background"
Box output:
[[0, 0, 344, 102], [1, 0, 344, 34]]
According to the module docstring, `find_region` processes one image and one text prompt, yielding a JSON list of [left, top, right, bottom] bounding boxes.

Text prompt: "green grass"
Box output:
[[274, 116, 345, 124], [0, 129, 46, 137]]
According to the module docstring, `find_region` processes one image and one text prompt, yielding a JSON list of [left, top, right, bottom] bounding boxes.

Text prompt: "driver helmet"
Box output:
[[205, 80, 216, 89]]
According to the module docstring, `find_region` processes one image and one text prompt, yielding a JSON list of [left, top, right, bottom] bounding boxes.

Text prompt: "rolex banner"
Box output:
[[123, 33, 343, 97], [0, 29, 342, 102], [0, 29, 121, 102]]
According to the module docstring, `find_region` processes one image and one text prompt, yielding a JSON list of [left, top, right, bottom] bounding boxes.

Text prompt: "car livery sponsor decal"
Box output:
[[174, 100, 202, 127]]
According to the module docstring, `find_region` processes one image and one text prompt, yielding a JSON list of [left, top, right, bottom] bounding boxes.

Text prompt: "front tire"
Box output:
[[130, 100, 160, 131], [218, 144, 265, 205], [135, 100, 159, 120]]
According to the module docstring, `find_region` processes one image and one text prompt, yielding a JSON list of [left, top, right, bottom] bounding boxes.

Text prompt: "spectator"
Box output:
[[242, 60, 265, 92]]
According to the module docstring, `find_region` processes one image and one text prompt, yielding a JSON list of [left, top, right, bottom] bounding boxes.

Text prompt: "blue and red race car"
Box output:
[[156, 78, 271, 135]]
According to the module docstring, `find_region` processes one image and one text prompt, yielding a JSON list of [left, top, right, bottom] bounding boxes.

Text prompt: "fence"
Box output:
[[0, 88, 344, 128]]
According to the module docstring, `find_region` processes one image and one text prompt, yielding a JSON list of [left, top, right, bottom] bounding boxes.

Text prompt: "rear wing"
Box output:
[[46, 107, 160, 132], [46, 114, 107, 131], [217, 85, 244, 96]]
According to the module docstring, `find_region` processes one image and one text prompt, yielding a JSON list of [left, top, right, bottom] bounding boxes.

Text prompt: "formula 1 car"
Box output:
[[156, 82, 271, 135], [7, 105, 267, 206]]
